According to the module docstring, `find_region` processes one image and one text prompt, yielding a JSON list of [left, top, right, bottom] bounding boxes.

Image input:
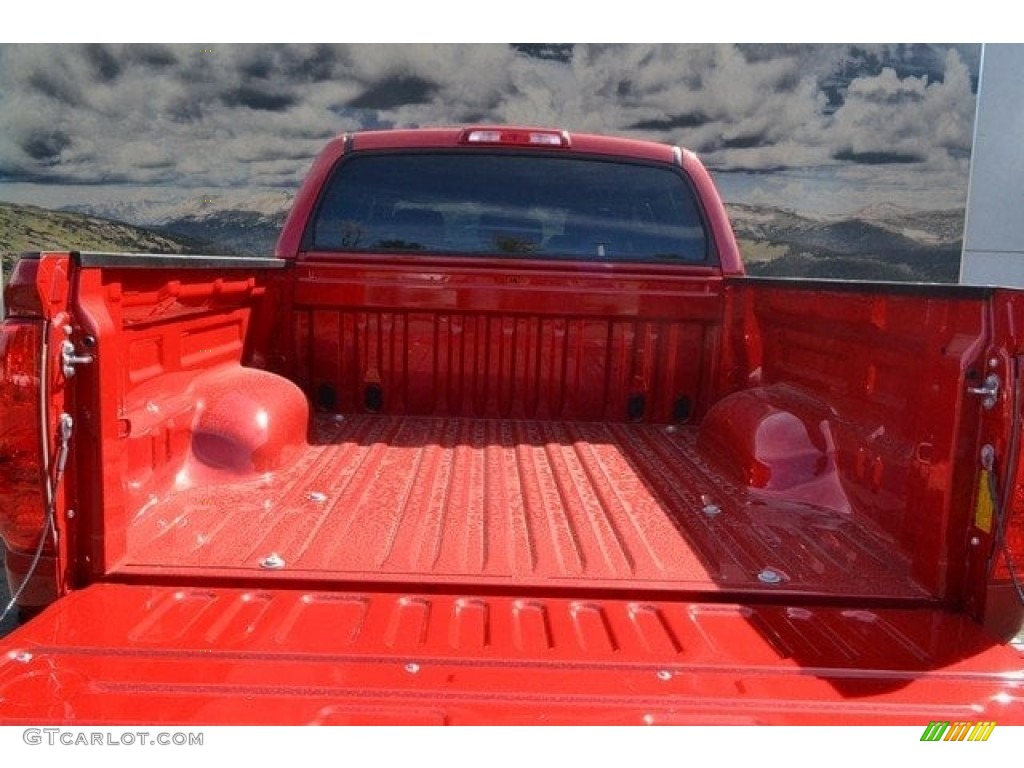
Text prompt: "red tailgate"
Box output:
[[1, 584, 1021, 725]]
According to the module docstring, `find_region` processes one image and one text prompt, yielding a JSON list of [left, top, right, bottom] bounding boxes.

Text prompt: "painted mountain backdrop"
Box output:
[[0, 44, 980, 282], [0, 199, 962, 286]]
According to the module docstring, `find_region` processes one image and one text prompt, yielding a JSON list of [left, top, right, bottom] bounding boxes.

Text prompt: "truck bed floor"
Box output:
[[119, 414, 931, 600]]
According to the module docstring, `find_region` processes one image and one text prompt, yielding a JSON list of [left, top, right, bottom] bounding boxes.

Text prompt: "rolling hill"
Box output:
[[727, 203, 964, 282], [59, 191, 290, 257], [0, 201, 226, 282], [155, 209, 287, 256], [3, 199, 965, 287]]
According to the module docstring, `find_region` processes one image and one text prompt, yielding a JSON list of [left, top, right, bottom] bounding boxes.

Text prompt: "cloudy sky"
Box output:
[[0, 43, 981, 218]]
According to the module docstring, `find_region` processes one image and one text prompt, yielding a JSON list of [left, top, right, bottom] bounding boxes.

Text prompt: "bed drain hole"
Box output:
[[364, 383, 383, 412]]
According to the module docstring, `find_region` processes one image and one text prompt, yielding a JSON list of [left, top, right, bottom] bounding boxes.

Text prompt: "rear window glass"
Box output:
[[308, 152, 711, 264]]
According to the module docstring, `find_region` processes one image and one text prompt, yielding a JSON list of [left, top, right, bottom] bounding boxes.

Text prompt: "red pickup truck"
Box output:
[[1, 126, 1022, 725]]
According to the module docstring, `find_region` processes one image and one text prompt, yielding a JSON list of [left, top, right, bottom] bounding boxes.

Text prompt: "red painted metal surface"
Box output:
[[5, 127, 1024, 723], [972, 290, 1024, 637], [115, 414, 930, 601], [728, 280, 996, 604], [41, 256, 1014, 620], [288, 257, 723, 422], [67, 260, 282, 580], [1, 584, 1020, 724]]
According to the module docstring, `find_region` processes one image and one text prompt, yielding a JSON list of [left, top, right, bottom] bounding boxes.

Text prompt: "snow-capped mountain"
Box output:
[[62, 191, 293, 255], [727, 202, 965, 281], [62, 190, 294, 227]]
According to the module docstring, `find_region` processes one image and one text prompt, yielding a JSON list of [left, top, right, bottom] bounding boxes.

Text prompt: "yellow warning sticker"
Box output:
[[974, 470, 994, 534]]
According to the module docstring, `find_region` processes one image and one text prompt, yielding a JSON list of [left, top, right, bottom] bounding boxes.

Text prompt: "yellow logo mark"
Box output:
[[921, 721, 996, 741]]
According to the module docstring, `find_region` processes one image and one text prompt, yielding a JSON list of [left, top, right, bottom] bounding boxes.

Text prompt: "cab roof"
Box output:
[[345, 126, 682, 165]]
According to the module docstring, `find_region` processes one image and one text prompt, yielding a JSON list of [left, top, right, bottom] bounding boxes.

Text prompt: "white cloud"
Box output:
[[828, 48, 975, 168]]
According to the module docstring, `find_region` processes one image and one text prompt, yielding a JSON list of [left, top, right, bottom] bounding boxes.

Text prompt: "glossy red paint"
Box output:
[[726, 280, 994, 603], [681, 149, 743, 277], [698, 385, 850, 511], [729, 282, 1020, 633], [288, 256, 724, 422], [0, 584, 1020, 725], [0, 319, 45, 553], [275, 126, 744, 275], [190, 366, 308, 474], [52, 266, 1000, 615], [275, 133, 344, 258], [113, 413, 930, 600], [351, 125, 680, 161], [970, 290, 1024, 636], [0, 253, 77, 608], [61, 257, 283, 583], [3, 128, 1023, 724]]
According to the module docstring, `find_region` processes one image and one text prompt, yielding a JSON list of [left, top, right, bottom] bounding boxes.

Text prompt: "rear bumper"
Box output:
[[1, 584, 1022, 725]]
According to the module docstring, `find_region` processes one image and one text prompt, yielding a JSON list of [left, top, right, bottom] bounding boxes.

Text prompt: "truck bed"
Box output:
[[118, 413, 930, 601]]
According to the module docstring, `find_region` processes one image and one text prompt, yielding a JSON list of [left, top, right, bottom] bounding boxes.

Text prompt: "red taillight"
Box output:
[[0, 319, 46, 553], [460, 127, 570, 148], [4, 257, 44, 316]]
